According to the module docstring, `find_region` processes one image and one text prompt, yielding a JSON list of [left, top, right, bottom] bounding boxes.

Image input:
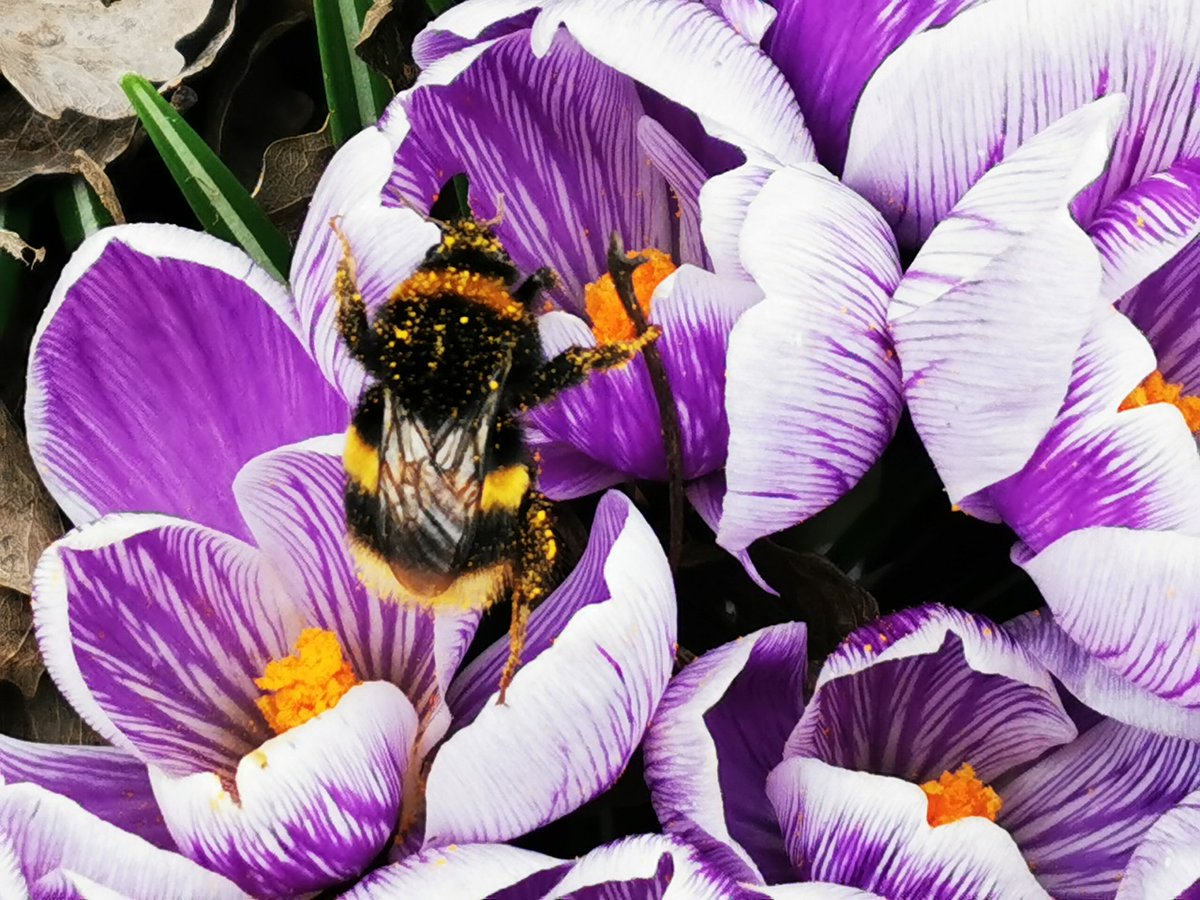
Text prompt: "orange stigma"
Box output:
[[1120, 370, 1200, 433], [584, 248, 676, 342], [256, 628, 360, 734], [920, 763, 1002, 827]]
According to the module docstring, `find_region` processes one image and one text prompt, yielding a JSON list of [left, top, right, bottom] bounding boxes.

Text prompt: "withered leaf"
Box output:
[[356, 0, 420, 89], [0, 228, 45, 267], [0, 589, 42, 697], [0, 404, 62, 596], [253, 122, 334, 241], [0, 89, 136, 192], [22, 674, 102, 745], [0, 0, 217, 120], [72, 148, 125, 224]]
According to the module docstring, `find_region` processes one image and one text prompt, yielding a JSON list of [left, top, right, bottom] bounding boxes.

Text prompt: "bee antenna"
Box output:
[[390, 190, 449, 230]]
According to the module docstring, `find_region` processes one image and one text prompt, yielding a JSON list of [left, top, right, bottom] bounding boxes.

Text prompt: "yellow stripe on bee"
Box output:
[[344, 426, 379, 493], [481, 465, 531, 512], [349, 538, 510, 611], [393, 269, 519, 317]]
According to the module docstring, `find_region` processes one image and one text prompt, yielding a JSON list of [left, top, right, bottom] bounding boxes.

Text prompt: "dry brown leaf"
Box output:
[[0, 589, 41, 697], [356, 0, 420, 89], [21, 674, 102, 744], [0, 405, 62, 597], [0, 229, 45, 268], [253, 122, 334, 241], [72, 148, 125, 224], [0, 89, 136, 192], [0, 0, 216, 120]]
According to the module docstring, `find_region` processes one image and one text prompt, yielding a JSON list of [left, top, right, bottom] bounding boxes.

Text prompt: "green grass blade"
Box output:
[[314, 0, 393, 145], [427, 0, 458, 15], [120, 73, 292, 281], [54, 177, 115, 252]]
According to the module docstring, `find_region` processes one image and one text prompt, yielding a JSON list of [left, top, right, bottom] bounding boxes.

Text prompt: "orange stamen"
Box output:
[[256, 628, 360, 734], [920, 763, 1002, 827], [584, 248, 676, 342], [1120, 370, 1200, 433]]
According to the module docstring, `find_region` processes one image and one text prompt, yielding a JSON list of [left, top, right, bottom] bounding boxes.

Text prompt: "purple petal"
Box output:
[[889, 97, 1122, 502], [532, 0, 814, 166], [644, 624, 807, 883], [1088, 158, 1200, 302], [1019, 526, 1200, 710], [0, 736, 172, 849], [685, 472, 774, 593], [526, 266, 760, 495], [1007, 610, 1200, 741], [292, 127, 443, 402], [764, 0, 984, 171], [232, 435, 480, 751], [999, 717, 1200, 899], [980, 308, 1200, 550], [1117, 788, 1200, 900], [786, 605, 1076, 783], [345, 843, 566, 900], [413, 0, 542, 66], [0, 782, 246, 898], [425, 493, 675, 845], [33, 514, 292, 778], [381, 30, 670, 314], [151, 681, 416, 897], [843, 0, 1200, 245], [542, 834, 749, 899], [718, 164, 902, 551], [26, 226, 347, 536], [766, 757, 1047, 898], [754, 887, 884, 899], [638, 115, 709, 267], [1117, 225, 1200, 395]]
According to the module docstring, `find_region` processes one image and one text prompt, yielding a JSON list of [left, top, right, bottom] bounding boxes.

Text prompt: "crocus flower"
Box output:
[[644, 605, 1200, 898], [293, 7, 906, 564], [17, 222, 676, 895]]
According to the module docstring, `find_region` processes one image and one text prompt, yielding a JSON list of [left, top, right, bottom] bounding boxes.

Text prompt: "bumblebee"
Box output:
[[334, 217, 657, 702]]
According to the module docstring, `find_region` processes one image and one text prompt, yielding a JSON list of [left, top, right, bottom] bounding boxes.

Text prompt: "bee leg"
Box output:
[[513, 266, 557, 306], [497, 492, 558, 704], [330, 218, 378, 364], [517, 329, 661, 410]]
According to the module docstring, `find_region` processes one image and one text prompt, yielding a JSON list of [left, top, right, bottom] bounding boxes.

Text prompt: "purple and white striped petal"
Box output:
[[232, 435, 479, 750], [412, 0, 541, 67], [1006, 610, 1200, 741], [1116, 788, 1200, 900], [425, 493, 675, 846], [786, 606, 1076, 783], [718, 164, 902, 552], [541, 834, 749, 899], [1088, 158, 1200, 303], [0, 736, 172, 849], [526, 266, 761, 497], [763, 0, 985, 171], [889, 97, 1122, 502], [292, 127, 442, 403], [753, 887, 884, 899], [1019, 527, 1200, 711], [344, 844, 567, 900], [844, 0, 1200, 245], [26, 225, 347, 537], [998, 718, 1200, 899], [380, 30, 670, 315], [33, 514, 293, 779], [644, 624, 807, 883], [638, 116, 710, 268], [0, 782, 246, 899], [698, 162, 774, 282], [1117, 232, 1200, 395], [532, 0, 814, 167], [978, 308, 1200, 549], [151, 681, 417, 897], [766, 758, 1047, 898]]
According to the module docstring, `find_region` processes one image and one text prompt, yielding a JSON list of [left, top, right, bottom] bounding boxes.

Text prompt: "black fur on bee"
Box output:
[[333, 216, 658, 701]]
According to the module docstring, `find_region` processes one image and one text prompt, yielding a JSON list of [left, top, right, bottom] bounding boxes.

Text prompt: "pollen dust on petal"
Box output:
[[920, 763, 1002, 827], [585, 248, 676, 342], [256, 628, 360, 734], [1120, 370, 1200, 433]]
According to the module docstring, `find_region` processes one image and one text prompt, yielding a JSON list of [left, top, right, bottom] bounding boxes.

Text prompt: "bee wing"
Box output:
[[376, 357, 510, 580]]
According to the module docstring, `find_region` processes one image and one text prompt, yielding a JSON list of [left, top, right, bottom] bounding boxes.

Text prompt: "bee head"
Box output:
[[422, 218, 520, 286]]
